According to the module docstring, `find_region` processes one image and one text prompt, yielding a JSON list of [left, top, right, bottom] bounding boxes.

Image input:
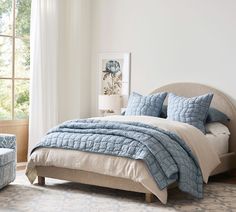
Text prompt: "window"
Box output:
[[0, 0, 31, 120]]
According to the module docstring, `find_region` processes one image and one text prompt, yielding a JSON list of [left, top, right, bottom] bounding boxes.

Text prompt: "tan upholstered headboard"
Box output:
[[151, 82, 236, 154]]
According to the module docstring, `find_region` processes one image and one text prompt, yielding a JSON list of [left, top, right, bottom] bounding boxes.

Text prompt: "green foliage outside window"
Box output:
[[0, 0, 31, 120]]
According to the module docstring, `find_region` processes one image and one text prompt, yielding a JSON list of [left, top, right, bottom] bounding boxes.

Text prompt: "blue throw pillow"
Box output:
[[160, 105, 168, 118], [125, 92, 167, 117], [160, 105, 230, 124], [167, 93, 214, 133], [206, 108, 230, 123]]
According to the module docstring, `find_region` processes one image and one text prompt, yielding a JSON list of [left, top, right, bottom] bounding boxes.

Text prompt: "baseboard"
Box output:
[[17, 162, 27, 170]]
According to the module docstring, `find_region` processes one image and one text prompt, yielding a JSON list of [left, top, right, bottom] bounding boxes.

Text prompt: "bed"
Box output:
[[26, 82, 236, 204]]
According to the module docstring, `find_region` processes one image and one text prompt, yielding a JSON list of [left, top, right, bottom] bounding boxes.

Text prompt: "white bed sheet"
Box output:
[[206, 133, 229, 155]]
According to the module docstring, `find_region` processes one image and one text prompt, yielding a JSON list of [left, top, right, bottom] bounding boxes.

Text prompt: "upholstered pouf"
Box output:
[[0, 134, 16, 189]]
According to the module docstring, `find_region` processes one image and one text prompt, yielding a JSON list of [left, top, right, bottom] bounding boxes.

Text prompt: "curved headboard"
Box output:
[[151, 82, 236, 154]]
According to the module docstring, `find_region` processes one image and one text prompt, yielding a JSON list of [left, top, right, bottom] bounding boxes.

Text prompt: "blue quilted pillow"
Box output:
[[125, 92, 167, 117], [167, 93, 214, 133]]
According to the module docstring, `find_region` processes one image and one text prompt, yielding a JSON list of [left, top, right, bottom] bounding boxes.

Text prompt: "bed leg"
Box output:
[[38, 176, 45, 186], [145, 193, 154, 203]]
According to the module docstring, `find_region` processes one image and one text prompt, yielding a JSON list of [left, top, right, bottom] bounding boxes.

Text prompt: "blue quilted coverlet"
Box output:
[[32, 119, 203, 198]]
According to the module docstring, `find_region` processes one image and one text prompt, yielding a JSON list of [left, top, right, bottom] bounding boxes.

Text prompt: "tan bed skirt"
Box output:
[[35, 150, 236, 203], [36, 166, 155, 202], [35, 151, 235, 203]]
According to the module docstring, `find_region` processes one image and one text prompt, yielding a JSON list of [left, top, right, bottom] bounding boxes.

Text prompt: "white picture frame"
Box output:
[[98, 53, 131, 107]]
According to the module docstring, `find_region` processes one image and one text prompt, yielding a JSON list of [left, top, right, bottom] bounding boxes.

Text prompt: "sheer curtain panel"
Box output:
[[28, 0, 60, 155], [28, 0, 91, 157]]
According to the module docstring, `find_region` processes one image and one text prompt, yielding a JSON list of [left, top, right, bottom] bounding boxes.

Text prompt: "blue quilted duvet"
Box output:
[[32, 119, 203, 198]]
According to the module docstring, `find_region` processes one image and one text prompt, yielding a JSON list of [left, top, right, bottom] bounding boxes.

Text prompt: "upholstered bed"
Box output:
[[26, 83, 236, 204]]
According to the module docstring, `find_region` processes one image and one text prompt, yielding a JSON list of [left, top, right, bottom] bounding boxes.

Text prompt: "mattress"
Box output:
[[206, 133, 229, 155]]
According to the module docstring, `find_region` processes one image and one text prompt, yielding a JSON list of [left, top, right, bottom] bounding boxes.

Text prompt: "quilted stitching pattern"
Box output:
[[125, 92, 167, 117], [167, 93, 213, 133], [33, 119, 203, 198]]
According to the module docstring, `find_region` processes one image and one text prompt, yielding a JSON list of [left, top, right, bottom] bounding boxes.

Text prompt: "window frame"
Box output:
[[0, 0, 30, 120]]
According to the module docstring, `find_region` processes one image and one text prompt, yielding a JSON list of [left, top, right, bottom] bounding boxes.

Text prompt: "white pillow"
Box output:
[[205, 122, 230, 135]]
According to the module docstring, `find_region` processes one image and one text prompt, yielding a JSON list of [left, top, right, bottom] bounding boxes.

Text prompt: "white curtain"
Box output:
[[28, 0, 60, 155], [28, 0, 91, 156]]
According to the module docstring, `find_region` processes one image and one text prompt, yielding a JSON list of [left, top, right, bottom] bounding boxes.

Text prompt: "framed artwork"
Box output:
[[98, 53, 131, 107]]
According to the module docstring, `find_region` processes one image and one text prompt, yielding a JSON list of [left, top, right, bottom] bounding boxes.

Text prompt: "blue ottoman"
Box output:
[[0, 134, 16, 189]]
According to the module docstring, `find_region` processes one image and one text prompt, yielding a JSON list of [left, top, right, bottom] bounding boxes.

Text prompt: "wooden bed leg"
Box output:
[[145, 193, 154, 203], [38, 176, 45, 186]]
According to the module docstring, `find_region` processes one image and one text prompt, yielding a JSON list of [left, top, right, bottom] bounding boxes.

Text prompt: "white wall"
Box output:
[[58, 0, 91, 122], [90, 0, 236, 116]]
